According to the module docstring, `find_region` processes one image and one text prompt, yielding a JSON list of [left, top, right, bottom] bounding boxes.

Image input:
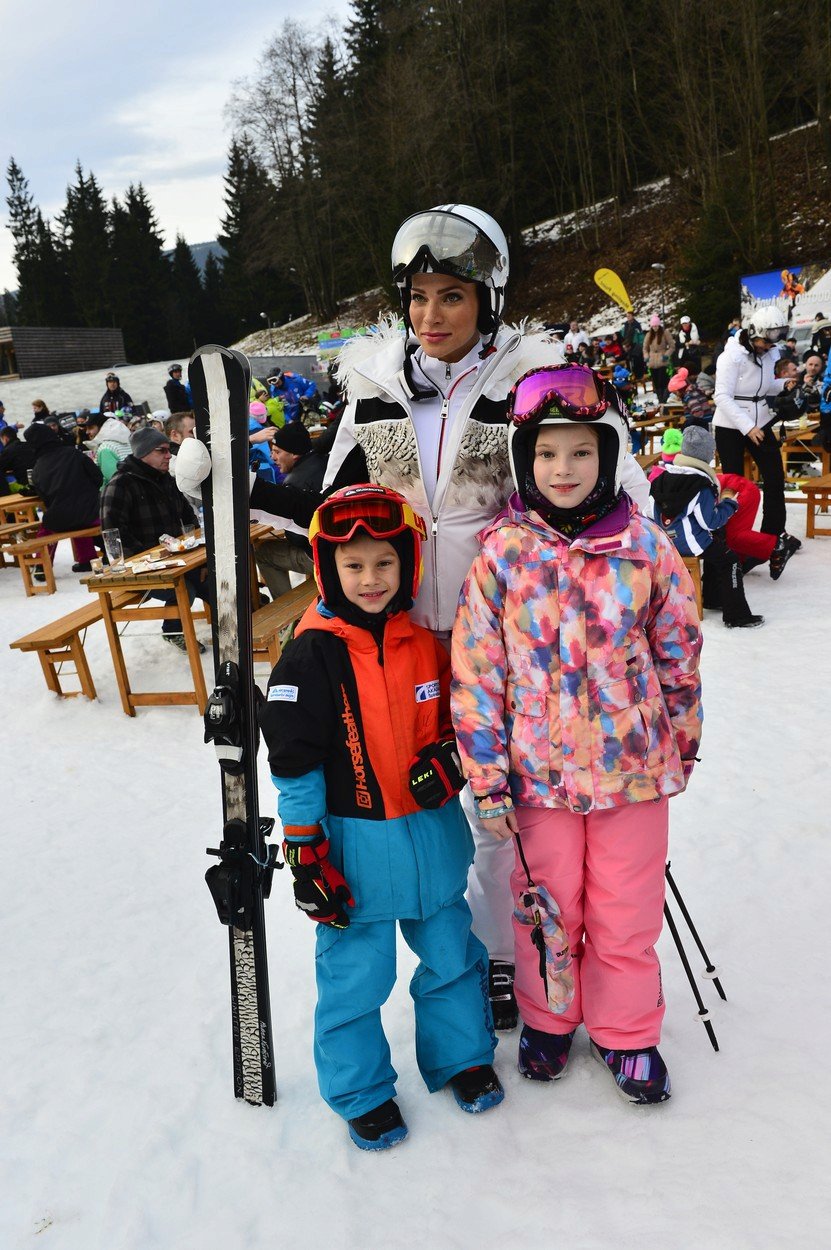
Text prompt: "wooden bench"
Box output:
[[681, 555, 703, 615], [804, 473, 831, 538], [252, 579, 318, 667], [10, 590, 142, 699], [0, 525, 101, 595], [0, 520, 40, 566]]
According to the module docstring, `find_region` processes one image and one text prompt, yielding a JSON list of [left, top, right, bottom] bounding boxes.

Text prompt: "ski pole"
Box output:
[[663, 898, 719, 1053], [665, 861, 726, 1000]]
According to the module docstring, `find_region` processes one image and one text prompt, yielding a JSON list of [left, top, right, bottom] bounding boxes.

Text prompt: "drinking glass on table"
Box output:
[[101, 527, 125, 572], [181, 523, 196, 549]]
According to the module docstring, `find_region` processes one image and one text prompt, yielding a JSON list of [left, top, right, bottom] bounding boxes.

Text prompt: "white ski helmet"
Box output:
[[391, 204, 509, 331], [507, 365, 630, 499], [745, 306, 788, 342]]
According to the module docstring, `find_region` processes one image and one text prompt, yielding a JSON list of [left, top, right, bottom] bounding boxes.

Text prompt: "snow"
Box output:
[[3, 502, 830, 1250], [0, 360, 182, 419]]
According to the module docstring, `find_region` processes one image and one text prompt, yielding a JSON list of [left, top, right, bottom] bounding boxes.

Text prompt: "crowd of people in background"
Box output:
[[2, 298, 828, 642]]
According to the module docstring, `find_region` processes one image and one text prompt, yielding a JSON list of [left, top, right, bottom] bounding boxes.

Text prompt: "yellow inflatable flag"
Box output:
[[594, 268, 633, 313]]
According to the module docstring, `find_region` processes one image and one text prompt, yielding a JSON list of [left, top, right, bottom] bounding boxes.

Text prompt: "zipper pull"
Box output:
[[439, 398, 449, 421], [431, 516, 438, 537]]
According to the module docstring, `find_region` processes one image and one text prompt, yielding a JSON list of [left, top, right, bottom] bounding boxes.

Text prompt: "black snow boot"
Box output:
[[347, 1099, 408, 1152], [769, 533, 794, 581], [448, 1065, 505, 1113]]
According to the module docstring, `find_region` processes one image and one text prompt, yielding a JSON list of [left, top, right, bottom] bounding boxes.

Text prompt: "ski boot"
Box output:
[[784, 532, 802, 554], [518, 1024, 576, 1081], [769, 533, 795, 581], [488, 960, 518, 1031], [347, 1099, 408, 1151], [589, 1041, 671, 1104], [723, 613, 764, 629], [448, 1065, 505, 1113]]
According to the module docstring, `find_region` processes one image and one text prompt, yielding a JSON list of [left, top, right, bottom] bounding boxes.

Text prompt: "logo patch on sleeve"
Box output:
[[415, 680, 440, 703], [267, 684, 299, 702]]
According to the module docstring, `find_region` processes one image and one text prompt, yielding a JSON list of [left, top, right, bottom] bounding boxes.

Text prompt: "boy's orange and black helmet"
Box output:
[[309, 484, 427, 608]]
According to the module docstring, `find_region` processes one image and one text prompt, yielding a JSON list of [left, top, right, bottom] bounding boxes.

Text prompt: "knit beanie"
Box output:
[[272, 423, 312, 456], [667, 368, 688, 393], [696, 372, 715, 394], [662, 428, 683, 454], [130, 427, 170, 458], [680, 424, 715, 463]]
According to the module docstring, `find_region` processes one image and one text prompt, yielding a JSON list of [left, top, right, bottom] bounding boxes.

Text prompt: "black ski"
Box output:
[[189, 344, 278, 1106]]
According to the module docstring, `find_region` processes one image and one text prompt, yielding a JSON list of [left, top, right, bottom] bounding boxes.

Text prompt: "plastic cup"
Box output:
[[102, 528, 125, 572]]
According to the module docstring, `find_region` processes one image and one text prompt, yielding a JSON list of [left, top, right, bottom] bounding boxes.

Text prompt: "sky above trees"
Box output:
[[0, 0, 350, 290]]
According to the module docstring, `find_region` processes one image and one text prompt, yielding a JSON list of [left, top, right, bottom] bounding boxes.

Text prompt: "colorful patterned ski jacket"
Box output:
[[451, 497, 702, 815], [260, 601, 474, 922]]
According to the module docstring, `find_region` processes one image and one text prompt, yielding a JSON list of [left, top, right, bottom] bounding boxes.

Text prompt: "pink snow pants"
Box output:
[[512, 799, 669, 1049]]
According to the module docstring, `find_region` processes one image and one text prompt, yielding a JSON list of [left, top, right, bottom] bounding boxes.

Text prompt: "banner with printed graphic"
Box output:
[[740, 262, 831, 329]]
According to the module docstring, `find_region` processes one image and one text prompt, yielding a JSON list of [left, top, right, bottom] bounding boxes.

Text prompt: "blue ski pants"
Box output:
[[313, 898, 496, 1120]]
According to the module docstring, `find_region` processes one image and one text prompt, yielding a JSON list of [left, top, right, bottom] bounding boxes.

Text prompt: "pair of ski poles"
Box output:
[[664, 859, 726, 1052]]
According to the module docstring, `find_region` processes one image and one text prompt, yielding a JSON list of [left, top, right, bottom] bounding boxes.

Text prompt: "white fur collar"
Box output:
[[335, 318, 565, 403]]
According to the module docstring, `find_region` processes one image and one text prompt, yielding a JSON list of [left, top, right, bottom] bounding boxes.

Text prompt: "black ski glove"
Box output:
[[283, 826, 354, 928], [409, 739, 465, 809]]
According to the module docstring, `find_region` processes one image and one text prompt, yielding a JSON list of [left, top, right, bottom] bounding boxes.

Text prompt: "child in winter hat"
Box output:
[[260, 485, 502, 1149], [679, 423, 716, 464], [651, 421, 764, 627], [647, 426, 683, 482], [453, 362, 702, 1104]]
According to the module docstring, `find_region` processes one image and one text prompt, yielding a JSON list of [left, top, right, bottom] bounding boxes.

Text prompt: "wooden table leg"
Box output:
[[176, 578, 208, 713], [99, 590, 135, 716]]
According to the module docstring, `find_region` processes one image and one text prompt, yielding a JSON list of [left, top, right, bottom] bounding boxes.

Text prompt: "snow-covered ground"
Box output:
[[0, 361, 180, 422], [2, 501, 829, 1250]]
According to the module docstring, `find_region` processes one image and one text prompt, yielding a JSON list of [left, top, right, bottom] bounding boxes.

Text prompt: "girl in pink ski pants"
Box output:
[[512, 801, 669, 1046]]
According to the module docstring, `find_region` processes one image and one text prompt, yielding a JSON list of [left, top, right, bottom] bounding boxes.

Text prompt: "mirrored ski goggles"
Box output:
[[391, 211, 506, 286], [509, 366, 608, 425], [309, 488, 427, 546], [753, 326, 788, 343]]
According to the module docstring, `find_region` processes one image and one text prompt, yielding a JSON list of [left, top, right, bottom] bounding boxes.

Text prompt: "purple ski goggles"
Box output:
[[509, 365, 608, 425]]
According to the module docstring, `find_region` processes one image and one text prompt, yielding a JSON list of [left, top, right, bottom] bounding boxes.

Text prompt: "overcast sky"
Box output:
[[0, 0, 352, 293]]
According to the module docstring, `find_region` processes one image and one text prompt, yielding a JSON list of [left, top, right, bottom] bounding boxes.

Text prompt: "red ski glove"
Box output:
[[282, 826, 355, 928]]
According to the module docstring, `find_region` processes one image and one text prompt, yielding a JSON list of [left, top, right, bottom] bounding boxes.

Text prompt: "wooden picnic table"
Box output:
[[79, 522, 276, 717], [0, 493, 42, 523], [777, 420, 829, 484]]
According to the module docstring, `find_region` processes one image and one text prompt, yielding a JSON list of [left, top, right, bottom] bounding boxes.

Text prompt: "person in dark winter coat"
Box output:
[[260, 485, 501, 1150], [26, 423, 103, 570], [100, 428, 196, 556], [650, 424, 767, 627], [0, 425, 37, 488], [164, 364, 191, 414], [98, 373, 133, 414], [100, 427, 207, 649], [254, 422, 323, 598]]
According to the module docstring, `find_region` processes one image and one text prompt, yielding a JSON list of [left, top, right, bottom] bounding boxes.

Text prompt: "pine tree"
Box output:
[[202, 251, 235, 345], [58, 162, 111, 328], [166, 235, 209, 354], [110, 184, 170, 361]]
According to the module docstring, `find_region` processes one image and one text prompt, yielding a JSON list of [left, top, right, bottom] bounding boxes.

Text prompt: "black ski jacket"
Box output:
[[28, 427, 102, 530]]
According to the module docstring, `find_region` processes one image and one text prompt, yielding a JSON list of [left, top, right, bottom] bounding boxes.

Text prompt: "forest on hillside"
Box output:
[[4, 0, 831, 357]]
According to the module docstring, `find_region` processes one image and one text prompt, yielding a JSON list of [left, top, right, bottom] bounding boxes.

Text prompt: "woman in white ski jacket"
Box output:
[[713, 307, 793, 539], [324, 207, 649, 635]]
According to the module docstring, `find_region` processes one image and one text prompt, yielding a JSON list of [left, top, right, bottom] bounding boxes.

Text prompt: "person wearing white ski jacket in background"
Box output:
[[713, 306, 795, 542]]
